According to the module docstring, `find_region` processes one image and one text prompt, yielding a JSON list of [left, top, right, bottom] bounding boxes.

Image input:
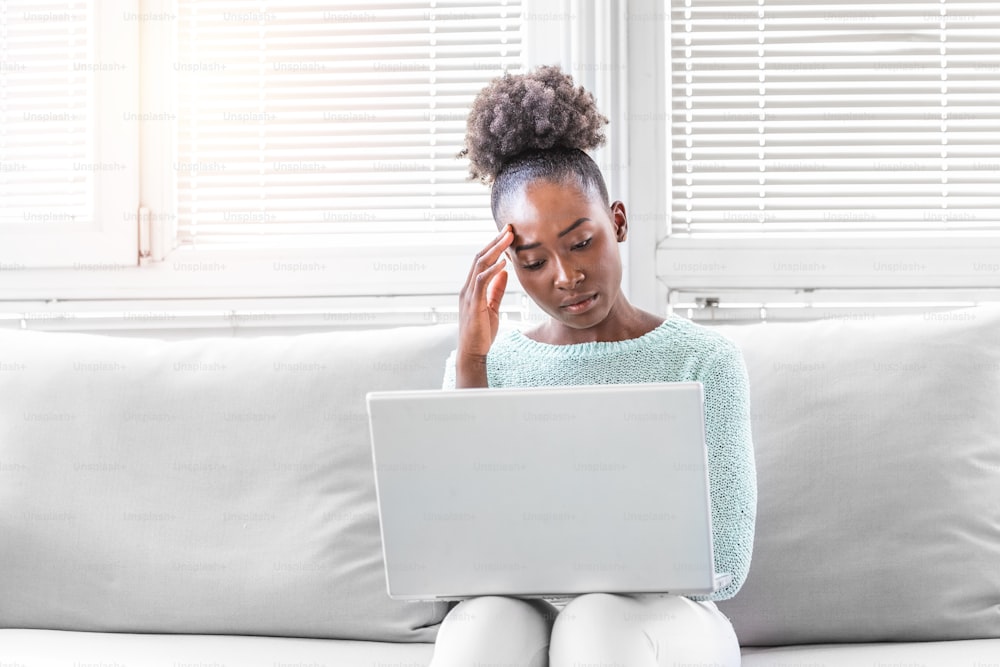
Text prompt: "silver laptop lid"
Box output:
[[366, 382, 723, 600]]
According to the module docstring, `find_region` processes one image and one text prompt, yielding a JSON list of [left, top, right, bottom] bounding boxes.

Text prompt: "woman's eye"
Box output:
[[572, 238, 592, 250], [522, 260, 545, 271]]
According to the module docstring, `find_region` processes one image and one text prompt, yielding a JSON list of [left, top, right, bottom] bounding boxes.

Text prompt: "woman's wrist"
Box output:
[[455, 352, 489, 388]]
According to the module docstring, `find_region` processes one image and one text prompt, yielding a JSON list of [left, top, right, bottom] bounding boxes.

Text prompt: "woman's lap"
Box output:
[[429, 593, 740, 667]]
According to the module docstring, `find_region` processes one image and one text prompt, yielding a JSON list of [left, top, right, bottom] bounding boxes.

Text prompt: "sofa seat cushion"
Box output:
[[0, 629, 435, 667], [4, 629, 997, 666], [742, 638, 1000, 667]]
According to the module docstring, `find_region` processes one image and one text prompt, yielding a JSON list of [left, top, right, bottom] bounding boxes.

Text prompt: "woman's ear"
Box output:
[[611, 201, 628, 242]]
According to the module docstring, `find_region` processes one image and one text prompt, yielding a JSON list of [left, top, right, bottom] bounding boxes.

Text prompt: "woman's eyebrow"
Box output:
[[513, 217, 591, 254]]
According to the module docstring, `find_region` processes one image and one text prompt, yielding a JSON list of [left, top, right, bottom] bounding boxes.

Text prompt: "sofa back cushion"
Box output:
[[0, 324, 457, 641], [711, 306, 1000, 645]]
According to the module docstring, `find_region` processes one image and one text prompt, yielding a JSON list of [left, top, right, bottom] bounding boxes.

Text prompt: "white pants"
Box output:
[[429, 593, 741, 667]]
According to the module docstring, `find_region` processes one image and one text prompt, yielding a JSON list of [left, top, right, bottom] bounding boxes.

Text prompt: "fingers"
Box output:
[[463, 224, 513, 293], [469, 254, 507, 309], [458, 226, 512, 357], [486, 263, 509, 311]]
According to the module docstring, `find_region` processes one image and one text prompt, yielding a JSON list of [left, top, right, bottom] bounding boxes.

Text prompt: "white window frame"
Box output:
[[8, 0, 648, 331], [147, 0, 530, 296], [2, 0, 555, 316], [641, 0, 1000, 314]]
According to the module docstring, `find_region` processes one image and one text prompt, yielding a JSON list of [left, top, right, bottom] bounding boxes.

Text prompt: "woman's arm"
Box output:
[[691, 342, 758, 601], [451, 225, 512, 389]]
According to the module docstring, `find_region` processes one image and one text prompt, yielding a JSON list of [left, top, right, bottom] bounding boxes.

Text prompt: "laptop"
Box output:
[[365, 381, 731, 601]]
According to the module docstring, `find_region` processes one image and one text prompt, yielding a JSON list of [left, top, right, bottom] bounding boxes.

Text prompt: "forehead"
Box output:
[[501, 180, 602, 233]]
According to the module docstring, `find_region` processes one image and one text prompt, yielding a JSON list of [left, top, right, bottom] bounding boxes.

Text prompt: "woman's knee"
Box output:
[[549, 594, 740, 667], [666, 599, 740, 665], [549, 594, 658, 665], [430, 596, 558, 667]]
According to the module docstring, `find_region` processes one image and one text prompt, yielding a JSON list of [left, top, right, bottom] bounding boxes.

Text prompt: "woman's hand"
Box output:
[[456, 225, 513, 385]]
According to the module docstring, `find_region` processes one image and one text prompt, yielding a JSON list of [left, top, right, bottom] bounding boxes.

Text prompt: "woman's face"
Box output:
[[498, 179, 628, 332]]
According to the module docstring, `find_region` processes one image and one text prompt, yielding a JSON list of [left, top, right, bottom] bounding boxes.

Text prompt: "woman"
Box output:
[[433, 65, 756, 667]]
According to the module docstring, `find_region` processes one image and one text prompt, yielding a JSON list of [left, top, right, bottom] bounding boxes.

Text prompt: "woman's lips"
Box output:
[[560, 293, 598, 314]]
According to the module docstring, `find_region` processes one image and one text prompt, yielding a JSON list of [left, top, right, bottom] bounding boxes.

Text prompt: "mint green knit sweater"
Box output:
[[442, 315, 757, 601]]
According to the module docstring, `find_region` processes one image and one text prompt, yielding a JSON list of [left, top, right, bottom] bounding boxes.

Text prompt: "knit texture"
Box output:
[[441, 315, 757, 601]]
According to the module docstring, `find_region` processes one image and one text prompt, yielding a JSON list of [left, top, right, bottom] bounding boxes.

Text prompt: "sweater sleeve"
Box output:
[[689, 341, 757, 602], [441, 349, 457, 390]]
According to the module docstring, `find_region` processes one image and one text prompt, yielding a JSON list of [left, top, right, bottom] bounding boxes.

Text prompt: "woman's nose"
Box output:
[[552, 256, 584, 289]]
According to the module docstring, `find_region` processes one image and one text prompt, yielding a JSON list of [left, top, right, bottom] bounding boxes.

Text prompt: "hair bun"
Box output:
[[460, 65, 609, 184]]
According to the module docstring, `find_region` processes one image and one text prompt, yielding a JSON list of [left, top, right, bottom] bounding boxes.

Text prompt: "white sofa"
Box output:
[[2, 306, 999, 666]]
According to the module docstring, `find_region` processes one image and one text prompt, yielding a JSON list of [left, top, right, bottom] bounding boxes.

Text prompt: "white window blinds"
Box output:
[[670, 0, 1000, 235], [175, 0, 521, 248], [0, 1, 92, 226]]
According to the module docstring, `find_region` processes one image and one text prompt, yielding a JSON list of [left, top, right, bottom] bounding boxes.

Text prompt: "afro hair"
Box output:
[[459, 64, 609, 185]]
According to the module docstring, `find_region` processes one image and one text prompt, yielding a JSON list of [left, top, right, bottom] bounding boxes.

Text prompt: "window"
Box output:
[[659, 0, 1000, 321], [144, 0, 527, 306], [174, 1, 521, 250], [1, 1, 530, 321], [0, 1, 138, 269]]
